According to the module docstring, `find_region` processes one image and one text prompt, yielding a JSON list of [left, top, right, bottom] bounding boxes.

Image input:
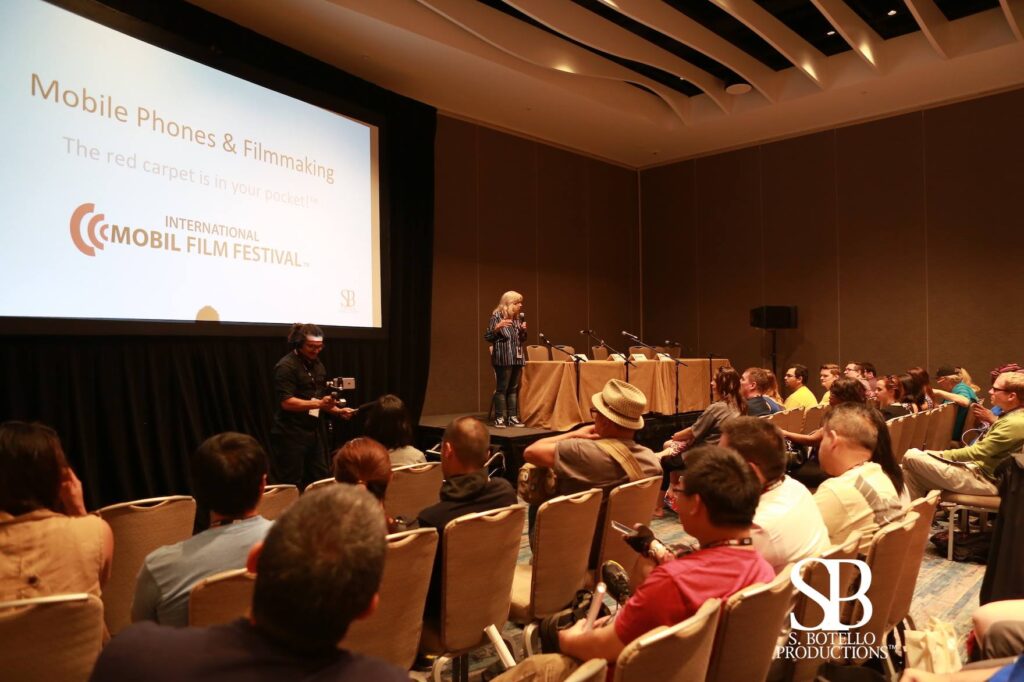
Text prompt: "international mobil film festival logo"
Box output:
[[776, 558, 889, 661], [68, 202, 304, 267]]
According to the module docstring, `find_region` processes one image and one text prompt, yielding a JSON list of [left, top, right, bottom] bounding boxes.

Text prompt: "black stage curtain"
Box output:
[[0, 0, 436, 508]]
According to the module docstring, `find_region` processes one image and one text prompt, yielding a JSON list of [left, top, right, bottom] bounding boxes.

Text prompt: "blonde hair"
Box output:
[[998, 372, 1024, 404], [958, 367, 981, 393], [492, 290, 523, 318]]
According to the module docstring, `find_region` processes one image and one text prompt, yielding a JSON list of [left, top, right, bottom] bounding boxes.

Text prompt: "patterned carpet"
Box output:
[[414, 506, 987, 681]]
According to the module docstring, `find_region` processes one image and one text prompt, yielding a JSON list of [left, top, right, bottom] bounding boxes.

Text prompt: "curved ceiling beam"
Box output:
[[417, 0, 692, 124], [903, 0, 957, 58], [505, 0, 731, 112], [708, 0, 829, 88], [610, 0, 780, 102], [811, 0, 886, 71], [1000, 0, 1024, 42]]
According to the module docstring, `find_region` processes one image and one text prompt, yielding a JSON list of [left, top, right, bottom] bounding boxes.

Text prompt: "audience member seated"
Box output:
[[764, 370, 786, 409], [662, 366, 745, 455], [0, 421, 113, 601], [819, 364, 841, 406], [909, 366, 937, 411], [861, 362, 879, 395], [526, 379, 660, 494], [332, 436, 413, 533], [491, 447, 774, 682], [417, 416, 517, 622], [720, 417, 829, 573], [897, 373, 922, 414], [362, 394, 426, 466], [131, 432, 272, 627], [782, 376, 868, 449], [971, 599, 1024, 660], [844, 361, 876, 401], [813, 403, 905, 551], [741, 367, 784, 416], [876, 374, 911, 420], [903, 372, 1024, 500], [90, 485, 407, 681], [932, 366, 980, 442], [783, 364, 819, 410]]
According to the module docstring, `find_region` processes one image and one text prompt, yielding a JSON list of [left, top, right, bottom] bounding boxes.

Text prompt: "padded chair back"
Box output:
[[802, 405, 824, 434], [526, 345, 550, 362], [594, 477, 663, 580], [910, 410, 930, 452], [655, 346, 681, 359], [768, 408, 804, 434], [592, 346, 610, 361], [961, 403, 980, 444], [439, 504, 526, 652], [566, 659, 609, 682], [788, 533, 862, 682], [897, 412, 919, 457], [887, 417, 907, 463], [847, 512, 918, 663], [554, 345, 576, 358], [705, 569, 798, 682], [188, 568, 255, 626], [888, 492, 940, 630], [525, 489, 603, 619], [0, 593, 104, 682], [303, 477, 337, 493], [257, 484, 299, 520], [922, 406, 944, 452], [928, 404, 957, 450], [384, 461, 443, 521], [628, 346, 654, 359], [612, 598, 721, 682], [97, 495, 196, 634], [346, 528, 438, 668]]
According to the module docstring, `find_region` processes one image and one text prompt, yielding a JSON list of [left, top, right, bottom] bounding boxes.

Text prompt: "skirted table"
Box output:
[[520, 357, 731, 431]]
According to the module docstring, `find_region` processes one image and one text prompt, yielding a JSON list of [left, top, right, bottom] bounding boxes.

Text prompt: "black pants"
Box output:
[[491, 365, 523, 419], [270, 429, 329, 490]]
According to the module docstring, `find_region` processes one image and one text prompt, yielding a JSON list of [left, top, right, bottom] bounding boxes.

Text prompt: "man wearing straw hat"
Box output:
[[524, 379, 661, 496]]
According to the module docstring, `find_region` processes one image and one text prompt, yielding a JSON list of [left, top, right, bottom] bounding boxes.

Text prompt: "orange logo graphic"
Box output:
[[69, 203, 109, 257]]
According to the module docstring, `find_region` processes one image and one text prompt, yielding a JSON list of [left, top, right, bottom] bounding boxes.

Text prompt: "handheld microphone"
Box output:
[[518, 312, 526, 323]]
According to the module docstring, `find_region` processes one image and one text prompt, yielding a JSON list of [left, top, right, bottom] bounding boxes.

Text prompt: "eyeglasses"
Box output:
[[991, 386, 1013, 394]]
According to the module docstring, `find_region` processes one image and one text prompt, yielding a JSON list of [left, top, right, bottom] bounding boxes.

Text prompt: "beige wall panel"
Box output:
[[476, 128, 539, 411], [835, 114, 927, 376], [760, 131, 838, 395], [587, 160, 642, 353], [924, 89, 1024, 384], [536, 145, 589, 353], [640, 161, 699, 354], [424, 117, 480, 415], [695, 147, 764, 374]]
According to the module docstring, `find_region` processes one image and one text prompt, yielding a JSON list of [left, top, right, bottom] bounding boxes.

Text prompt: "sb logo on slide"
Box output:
[[69, 202, 109, 257], [789, 558, 873, 631], [339, 290, 356, 309]]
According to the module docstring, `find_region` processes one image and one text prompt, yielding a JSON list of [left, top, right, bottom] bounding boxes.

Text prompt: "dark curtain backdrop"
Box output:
[[0, 0, 436, 508]]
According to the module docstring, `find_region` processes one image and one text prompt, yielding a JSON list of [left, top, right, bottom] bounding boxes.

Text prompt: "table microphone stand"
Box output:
[[540, 333, 586, 405], [597, 335, 634, 383], [623, 332, 688, 415]]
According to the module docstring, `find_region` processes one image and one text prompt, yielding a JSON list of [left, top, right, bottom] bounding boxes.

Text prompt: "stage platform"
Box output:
[[416, 410, 702, 484]]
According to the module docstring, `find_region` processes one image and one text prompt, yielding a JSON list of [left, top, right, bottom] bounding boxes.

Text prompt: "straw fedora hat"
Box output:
[[592, 379, 646, 430]]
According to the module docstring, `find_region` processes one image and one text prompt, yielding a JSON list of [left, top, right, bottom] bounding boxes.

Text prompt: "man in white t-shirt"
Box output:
[[813, 403, 905, 553], [720, 417, 829, 573]]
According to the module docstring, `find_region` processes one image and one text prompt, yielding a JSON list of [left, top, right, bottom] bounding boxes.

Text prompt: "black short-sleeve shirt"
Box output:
[[272, 351, 327, 434]]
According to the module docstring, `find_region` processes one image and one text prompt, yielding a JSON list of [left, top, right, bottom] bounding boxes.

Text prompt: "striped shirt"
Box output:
[[484, 312, 527, 367]]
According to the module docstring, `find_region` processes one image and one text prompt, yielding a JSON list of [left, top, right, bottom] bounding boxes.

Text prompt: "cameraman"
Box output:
[[270, 323, 355, 488]]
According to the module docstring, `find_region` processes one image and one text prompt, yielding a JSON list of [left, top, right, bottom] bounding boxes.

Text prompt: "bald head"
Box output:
[[442, 416, 490, 470]]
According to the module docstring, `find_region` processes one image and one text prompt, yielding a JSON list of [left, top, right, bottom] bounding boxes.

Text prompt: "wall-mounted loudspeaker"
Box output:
[[750, 305, 798, 329]]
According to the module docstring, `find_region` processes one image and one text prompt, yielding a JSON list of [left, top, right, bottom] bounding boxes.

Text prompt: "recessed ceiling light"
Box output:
[[826, 30, 836, 36], [887, 9, 897, 16]]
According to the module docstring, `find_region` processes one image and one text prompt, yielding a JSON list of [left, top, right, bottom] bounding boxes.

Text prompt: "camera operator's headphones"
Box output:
[[287, 323, 324, 350]]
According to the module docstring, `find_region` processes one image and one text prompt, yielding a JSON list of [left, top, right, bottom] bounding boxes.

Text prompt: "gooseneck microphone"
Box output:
[[579, 329, 593, 335]]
